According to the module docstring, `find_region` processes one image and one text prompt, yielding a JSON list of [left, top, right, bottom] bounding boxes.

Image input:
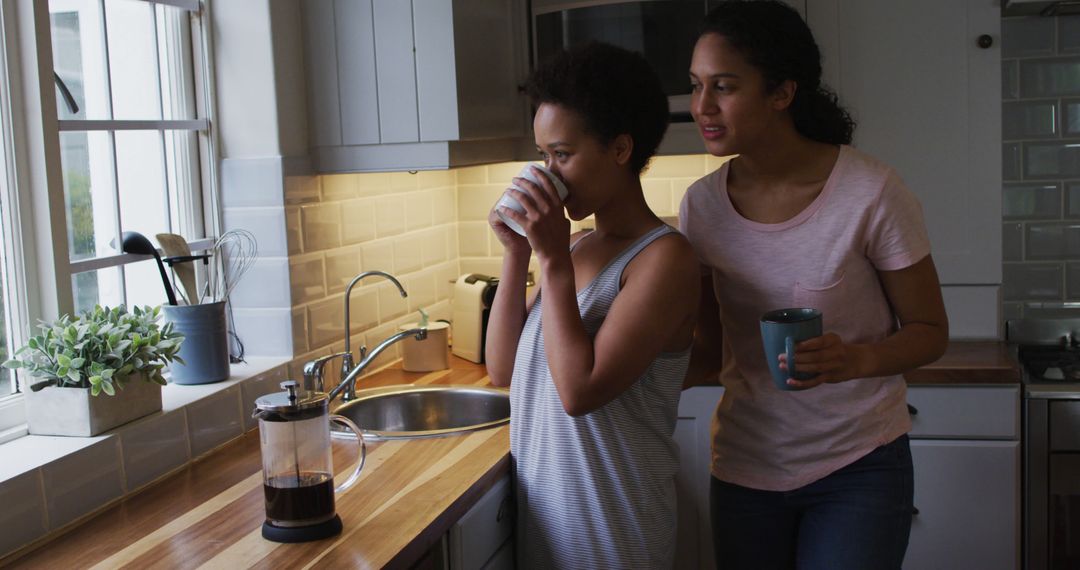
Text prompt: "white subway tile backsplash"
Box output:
[[289, 254, 326, 305], [41, 438, 123, 528], [224, 207, 289, 258], [432, 187, 457, 225], [284, 174, 320, 205], [378, 281, 409, 321], [185, 386, 243, 458], [1003, 262, 1063, 300], [300, 203, 343, 251], [1019, 58, 1080, 97], [390, 172, 421, 192], [308, 296, 347, 348], [0, 470, 47, 557], [642, 154, 706, 179], [325, 247, 363, 295], [322, 173, 359, 201], [406, 272, 437, 312], [230, 308, 293, 356], [1026, 222, 1080, 258], [348, 286, 379, 333], [394, 234, 424, 274], [456, 166, 487, 184], [361, 241, 395, 273], [421, 228, 449, 267], [292, 307, 309, 355], [406, 191, 434, 231], [1003, 18, 1055, 58], [487, 161, 530, 184], [376, 195, 406, 237], [1003, 183, 1061, 219], [1003, 60, 1019, 100], [1004, 143, 1021, 181], [458, 184, 503, 222], [221, 157, 284, 208], [418, 169, 455, 189], [229, 257, 291, 309], [1003, 101, 1058, 139], [458, 222, 490, 257], [341, 198, 377, 245], [285, 206, 302, 255], [1004, 222, 1024, 262], [1024, 142, 1080, 178], [120, 409, 189, 491], [446, 226, 460, 259], [643, 179, 674, 216]]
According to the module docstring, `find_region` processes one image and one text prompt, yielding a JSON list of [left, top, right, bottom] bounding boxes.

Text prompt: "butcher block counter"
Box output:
[[5, 357, 506, 569]]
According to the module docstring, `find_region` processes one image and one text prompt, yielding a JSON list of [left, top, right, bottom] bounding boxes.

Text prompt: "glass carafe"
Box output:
[[253, 381, 365, 542]]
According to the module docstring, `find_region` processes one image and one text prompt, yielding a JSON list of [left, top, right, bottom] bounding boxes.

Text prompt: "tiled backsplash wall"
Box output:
[[284, 154, 730, 377], [1002, 15, 1080, 318]]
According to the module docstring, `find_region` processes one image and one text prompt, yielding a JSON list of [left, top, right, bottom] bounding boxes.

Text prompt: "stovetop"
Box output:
[[1007, 318, 1080, 398], [1017, 345, 1080, 381]]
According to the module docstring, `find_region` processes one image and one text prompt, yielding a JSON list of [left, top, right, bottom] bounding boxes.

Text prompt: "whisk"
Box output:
[[202, 229, 258, 304]]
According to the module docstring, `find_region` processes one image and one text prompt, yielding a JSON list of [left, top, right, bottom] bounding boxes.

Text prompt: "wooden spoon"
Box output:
[[155, 233, 200, 305]]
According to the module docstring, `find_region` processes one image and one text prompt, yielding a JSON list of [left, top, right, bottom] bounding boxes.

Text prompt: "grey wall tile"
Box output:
[[1004, 101, 1058, 138], [42, 438, 123, 529], [1068, 263, 1080, 298], [185, 386, 243, 458], [1004, 263, 1064, 300], [1004, 222, 1024, 261], [1003, 60, 1020, 100], [1003, 302, 1024, 320], [1024, 142, 1080, 178], [0, 470, 47, 558], [1063, 99, 1080, 135], [1061, 16, 1080, 52], [1004, 143, 1022, 181], [120, 410, 189, 491], [1022, 303, 1080, 318], [221, 158, 284, 208], [1026, 222, 1080, 258], [1065, 182, 1080, 217], [1004, 17, 1056, 57], [1019, 58, 1080, 97], [1004, 183, 1061, 219]]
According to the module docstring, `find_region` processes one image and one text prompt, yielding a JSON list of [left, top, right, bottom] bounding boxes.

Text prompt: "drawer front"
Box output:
[[906, 386, 1019, 439], [449, 475, 513, 570], [1050, 400, 1080, 450]]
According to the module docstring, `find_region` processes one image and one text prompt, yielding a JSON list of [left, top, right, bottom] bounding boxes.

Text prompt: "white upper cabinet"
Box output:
[[302, 0, 527, 172], [806, 0, 1001, 285]]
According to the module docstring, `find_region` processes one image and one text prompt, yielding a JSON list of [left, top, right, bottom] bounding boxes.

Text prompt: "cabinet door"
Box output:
[[303, 0, 342, 147], [372, 0, 419, 143], [805, 0, 1001, 285], [449, 475, 514, 570], [335, 0, 380, 146], [674, 386, 725, 570], [905, 440, 1020, 570]]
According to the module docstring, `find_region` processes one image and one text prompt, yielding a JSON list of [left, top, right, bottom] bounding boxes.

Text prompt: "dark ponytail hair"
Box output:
[[701, 0, 855, 145]]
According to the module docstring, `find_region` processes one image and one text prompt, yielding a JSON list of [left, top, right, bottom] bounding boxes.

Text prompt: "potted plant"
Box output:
[[2, 305, 184, 436]]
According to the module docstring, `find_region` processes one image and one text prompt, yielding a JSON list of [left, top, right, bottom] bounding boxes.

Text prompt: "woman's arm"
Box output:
[[684, 271, 723, 389], [784, 255, 948, 388], [539, 236, 700, 415], [484, 205, 535, 387]]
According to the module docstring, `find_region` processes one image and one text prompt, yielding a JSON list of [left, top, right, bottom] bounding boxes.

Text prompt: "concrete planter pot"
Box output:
[[24, 374, 163, 436]]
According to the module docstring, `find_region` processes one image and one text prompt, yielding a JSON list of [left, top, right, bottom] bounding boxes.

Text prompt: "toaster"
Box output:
[[451, 274, 499, 363]]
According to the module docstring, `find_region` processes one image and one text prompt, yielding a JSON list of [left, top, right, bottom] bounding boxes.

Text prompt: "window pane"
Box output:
[[116, 131, 168, 238], [72, 267, 124, 315], [50, 1, 109, 120], [105, 0, 162, 120], [0, 231, 11, 397], [157, 4, 197, 121], [60, 131, 117, 262], [125, 256, 174, 308], [165, 129, 202, 236]]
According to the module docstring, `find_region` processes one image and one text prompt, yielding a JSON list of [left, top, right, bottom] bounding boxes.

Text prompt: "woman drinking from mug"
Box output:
[[485, 42, 700, 569], [678, 2, 949, 569]]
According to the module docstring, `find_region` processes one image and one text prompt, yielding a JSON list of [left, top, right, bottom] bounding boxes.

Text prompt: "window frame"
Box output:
[[0, 0, 220, 440]]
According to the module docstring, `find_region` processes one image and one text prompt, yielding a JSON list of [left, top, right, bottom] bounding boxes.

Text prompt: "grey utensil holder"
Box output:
[[163, 301, 230, 385]]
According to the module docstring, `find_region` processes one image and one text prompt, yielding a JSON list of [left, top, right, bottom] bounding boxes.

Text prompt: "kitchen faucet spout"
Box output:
[[329, 327, 428, 403], [342, 271, 408, 388]]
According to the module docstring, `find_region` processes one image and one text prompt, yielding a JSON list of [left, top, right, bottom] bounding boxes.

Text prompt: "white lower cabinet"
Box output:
[[674, 386, 725, 570], [448, 474, 514, 570]]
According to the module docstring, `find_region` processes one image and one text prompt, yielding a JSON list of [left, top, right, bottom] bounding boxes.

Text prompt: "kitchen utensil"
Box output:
[[495, 164, 569, 236], [252, 380, 366, 543], [155, 233, 199, 305], [206, 229, 257, 303], [120, 231, 177, 306], [760, 307, 822, 391], [162, 300, 229, 384]]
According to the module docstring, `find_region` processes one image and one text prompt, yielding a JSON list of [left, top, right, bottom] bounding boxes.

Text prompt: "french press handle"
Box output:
[[329, 414, 367, 494]]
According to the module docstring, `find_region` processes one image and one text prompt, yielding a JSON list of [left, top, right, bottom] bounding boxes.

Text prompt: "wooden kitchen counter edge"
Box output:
[[903, 340, 1020, 385], [5, 358, 509, 569]]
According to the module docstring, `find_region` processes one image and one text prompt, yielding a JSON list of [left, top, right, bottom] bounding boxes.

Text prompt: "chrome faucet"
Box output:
[[341, 271, 408, 397], [325, 327, 428, 403]]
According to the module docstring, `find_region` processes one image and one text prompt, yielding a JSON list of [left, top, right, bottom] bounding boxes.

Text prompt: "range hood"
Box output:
[[1004, 0, 1080, 16]]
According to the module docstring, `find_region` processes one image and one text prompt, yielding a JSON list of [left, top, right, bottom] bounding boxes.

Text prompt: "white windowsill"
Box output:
[[0, 356, 289, 485]]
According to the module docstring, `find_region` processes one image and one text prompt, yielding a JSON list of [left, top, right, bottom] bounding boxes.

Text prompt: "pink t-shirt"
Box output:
[[678, 145, 930, 492]]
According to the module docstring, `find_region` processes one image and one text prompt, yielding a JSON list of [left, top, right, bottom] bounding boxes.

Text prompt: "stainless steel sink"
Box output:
[[331, 385, 510, 439]]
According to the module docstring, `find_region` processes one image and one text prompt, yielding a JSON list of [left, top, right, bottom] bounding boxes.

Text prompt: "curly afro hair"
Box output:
[[526, 42, 669, 175]]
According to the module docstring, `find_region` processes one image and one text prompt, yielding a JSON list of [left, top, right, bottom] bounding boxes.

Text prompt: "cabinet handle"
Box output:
[[976, 34, 993, 49], [907, 404, 919, 416]]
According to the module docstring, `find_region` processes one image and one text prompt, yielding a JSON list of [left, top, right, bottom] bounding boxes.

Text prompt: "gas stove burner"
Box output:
[[1018, 345, 1080, 382]]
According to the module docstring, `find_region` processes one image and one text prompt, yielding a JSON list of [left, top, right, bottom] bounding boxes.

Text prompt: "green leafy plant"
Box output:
[[2, 305, 184, 396]]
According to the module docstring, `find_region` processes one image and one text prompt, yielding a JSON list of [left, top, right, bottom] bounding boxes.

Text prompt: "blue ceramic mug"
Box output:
[[760, 308, 823, 391]]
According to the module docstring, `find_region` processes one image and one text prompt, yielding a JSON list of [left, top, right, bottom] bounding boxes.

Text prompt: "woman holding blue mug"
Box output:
[[678, 1, 949, 568]]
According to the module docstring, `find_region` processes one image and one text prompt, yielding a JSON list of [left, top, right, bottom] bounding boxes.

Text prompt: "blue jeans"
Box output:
[[710, 434, 914, 570]]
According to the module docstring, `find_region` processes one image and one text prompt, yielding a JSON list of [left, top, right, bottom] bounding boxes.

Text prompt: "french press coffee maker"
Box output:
[[253, 381, 366, 543]]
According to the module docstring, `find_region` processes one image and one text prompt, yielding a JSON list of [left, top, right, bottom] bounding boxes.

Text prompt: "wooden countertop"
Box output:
[[6, 357, 505, 569], [904, 341, 1020, 384]]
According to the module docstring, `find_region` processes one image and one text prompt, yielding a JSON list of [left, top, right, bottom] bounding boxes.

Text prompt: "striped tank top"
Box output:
[[510, 224, 690, 569]]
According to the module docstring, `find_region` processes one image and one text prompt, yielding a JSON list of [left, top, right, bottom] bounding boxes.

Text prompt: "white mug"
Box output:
[[495, 164, 569, 236]]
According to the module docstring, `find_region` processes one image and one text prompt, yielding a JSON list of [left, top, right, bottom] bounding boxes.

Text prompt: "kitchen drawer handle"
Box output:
[[907, 404, 918, 416]]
